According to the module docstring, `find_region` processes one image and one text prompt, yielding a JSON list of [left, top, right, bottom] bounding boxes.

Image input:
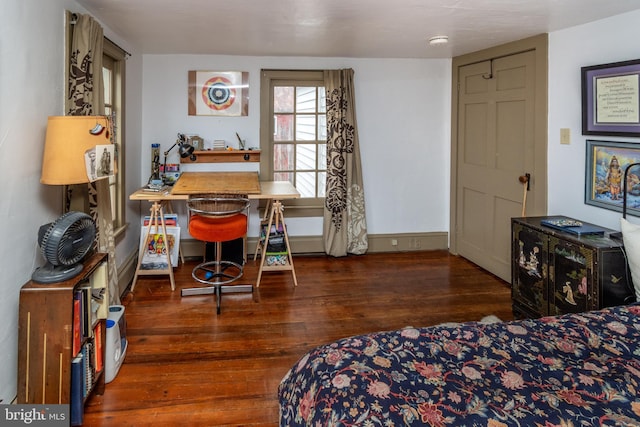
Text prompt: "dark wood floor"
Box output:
[[83, 250, 513, 426]]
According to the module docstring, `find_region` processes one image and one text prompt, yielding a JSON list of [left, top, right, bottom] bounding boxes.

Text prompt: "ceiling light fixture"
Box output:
[[428, 35, 449, 46]]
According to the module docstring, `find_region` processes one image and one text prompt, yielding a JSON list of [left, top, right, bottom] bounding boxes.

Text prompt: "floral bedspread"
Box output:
[[278, 305, 640, 426]]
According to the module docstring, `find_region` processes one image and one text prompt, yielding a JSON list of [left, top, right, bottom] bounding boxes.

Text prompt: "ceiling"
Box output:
[[77, 0, 640, 58]]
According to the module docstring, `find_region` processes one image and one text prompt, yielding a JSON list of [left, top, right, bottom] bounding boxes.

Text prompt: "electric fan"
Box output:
[[31, 211, 97, 284]]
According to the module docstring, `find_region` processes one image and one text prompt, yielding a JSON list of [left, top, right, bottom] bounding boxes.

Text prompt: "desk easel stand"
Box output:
[[131, 201, 175, 291], [255, 199, 298, 287]]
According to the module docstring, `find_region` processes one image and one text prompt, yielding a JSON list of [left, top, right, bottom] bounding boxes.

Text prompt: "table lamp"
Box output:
[[162, 133, 196, 185], [41, 116, 111, 185]]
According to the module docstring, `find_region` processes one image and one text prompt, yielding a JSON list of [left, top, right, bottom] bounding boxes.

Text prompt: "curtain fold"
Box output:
[[323, 69, 368, 257], [66, 12, 119, 305]]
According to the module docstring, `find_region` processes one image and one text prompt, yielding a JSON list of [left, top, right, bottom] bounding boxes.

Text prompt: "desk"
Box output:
[[129, 172, 299, 290], [172, 171, 261, 195]]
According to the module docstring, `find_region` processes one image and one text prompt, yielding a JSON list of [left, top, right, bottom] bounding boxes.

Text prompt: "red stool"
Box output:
[[181, 196, 253, 314]]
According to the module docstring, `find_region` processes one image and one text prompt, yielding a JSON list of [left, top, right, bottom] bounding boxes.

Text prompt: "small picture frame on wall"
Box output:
[[188, 71, 249, 117], [585, 139, 640, 216], [582, 59, 640, 136]]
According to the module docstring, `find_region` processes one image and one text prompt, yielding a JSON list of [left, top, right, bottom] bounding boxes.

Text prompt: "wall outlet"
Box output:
[[560, 128, 570, 145], [412, 238, 421, 249]]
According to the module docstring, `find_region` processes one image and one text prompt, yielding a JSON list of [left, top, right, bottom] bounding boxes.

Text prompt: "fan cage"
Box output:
[[40, 212, 96, 266]]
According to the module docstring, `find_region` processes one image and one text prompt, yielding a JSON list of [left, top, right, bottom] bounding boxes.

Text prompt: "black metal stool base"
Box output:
[[182, 260, 253, 314]]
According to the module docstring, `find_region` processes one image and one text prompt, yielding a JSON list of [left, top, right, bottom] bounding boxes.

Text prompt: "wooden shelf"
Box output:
[[181, 150, 260, 164], [18, 253, 109, 425]]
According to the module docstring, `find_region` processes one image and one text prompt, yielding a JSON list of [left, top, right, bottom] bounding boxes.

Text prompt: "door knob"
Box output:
[[519, 173, 531, 191]]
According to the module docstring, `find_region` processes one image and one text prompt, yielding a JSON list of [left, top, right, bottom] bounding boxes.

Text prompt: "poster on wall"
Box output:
[[188, 70, 249, 116], [585, 139, 640, 216]]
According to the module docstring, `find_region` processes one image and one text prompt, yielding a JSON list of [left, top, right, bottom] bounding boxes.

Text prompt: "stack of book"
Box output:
[[71, 284, 105, 425]]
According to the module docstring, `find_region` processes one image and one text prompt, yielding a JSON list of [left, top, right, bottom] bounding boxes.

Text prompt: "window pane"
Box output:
[[102, 68, 112, 104], [318, 143, 326, 170], [296, 87, 317, 113], [296, 144, 316, 170], [317, 114, 326, 141], [274, 144, 294, 171], [274, 86, 293, 113], [318, 88, 326, 113], [296, 172, 316, 198], [274, 172, 293, 184], [318, 171, 326, 197], [274, 114, 293, 141], [295, 115, 316, 141]]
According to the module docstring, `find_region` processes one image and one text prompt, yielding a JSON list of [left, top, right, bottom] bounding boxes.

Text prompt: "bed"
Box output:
[[278, 304, 640, 426]]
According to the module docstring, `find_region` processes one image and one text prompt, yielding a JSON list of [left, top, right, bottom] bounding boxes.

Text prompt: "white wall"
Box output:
[[141, 56, 452, 238], [0, 0, 141, 403], [548, 10, 640, 230]]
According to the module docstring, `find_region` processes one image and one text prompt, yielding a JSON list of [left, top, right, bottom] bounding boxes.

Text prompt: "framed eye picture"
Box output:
[[188, 71, 249, 116], [585, 139, 640, 216], [582, 59, 640, 136]]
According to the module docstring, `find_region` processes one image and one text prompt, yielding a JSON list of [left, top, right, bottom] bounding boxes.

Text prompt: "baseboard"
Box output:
[[177, 231, 448, 258], [117, 250, 138, 298]]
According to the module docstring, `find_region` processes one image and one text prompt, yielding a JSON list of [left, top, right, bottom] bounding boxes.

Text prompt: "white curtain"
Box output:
[[323, 69, 368, 256]]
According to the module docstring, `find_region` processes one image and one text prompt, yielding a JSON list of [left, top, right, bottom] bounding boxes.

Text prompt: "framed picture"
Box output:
[[585, 139, 640, 216], [139, 225, 180, 269], [188, 71, 249, 116], [582, 59, 640, 136]]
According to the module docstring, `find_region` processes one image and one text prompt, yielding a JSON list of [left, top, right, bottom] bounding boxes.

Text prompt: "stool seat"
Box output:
[[181, 196, 253, 314], [189, 213, 247, 242]]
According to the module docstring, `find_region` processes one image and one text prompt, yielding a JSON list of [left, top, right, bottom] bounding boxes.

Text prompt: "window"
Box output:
[[102, 39, 127, 237], [260, 70, 326, 214]]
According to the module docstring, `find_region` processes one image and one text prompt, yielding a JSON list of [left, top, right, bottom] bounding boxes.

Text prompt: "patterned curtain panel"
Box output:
[[66, 12, 119, 305], [323, 69, 368, 256], [67, 12, 104, 115]]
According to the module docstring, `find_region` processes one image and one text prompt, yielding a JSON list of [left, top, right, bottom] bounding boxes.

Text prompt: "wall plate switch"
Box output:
[[560, 128, 570, 145]]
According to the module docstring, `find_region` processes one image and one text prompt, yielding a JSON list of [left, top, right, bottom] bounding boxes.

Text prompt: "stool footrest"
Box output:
[[192, 260, 243, 285], [183, 260, 252, 314]]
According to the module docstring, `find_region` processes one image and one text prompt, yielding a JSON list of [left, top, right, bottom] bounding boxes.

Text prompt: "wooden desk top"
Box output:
[[172, 172, 261, 195], [129, 173, 300, 202], [249, 181, 300, 200]]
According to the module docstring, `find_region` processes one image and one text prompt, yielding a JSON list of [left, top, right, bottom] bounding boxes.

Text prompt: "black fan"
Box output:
[[32, 211, 97, 284]]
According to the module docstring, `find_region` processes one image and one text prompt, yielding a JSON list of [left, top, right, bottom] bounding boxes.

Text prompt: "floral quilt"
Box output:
[[278, 305, 640, 426]]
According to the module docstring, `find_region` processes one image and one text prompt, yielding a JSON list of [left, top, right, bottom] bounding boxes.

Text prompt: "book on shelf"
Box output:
[[94, 322, 104, 373], [80, 284, 92, 338], [72, 291, 82, 355], [70, 354, 84, 426], [143, 213, 178, 226]]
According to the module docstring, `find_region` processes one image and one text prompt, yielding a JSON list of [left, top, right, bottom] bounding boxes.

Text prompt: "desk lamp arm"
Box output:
[[163, 133, 196, 184]]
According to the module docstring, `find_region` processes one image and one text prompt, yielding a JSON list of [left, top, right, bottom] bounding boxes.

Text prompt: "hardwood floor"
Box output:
[[83, 250, 513, 426]]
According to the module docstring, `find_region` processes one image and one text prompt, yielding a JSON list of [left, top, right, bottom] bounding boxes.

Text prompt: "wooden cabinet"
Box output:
[[511, 216, 634, 319], [17, 253, 108, 424]]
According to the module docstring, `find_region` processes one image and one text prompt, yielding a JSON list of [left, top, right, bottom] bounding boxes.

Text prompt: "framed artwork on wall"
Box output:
[[585, 139, 640, 216], [582, 59, 640, 136], [188, 71, 249, 116]]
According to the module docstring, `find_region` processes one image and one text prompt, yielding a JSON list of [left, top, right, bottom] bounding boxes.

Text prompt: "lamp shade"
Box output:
[[41, 116, 110, 185]]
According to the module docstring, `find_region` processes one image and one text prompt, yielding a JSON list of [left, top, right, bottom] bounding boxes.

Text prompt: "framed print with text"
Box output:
[[582, 59, 640, 136], [188, 71, 249, 116], [585, 139, 640, 216]]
